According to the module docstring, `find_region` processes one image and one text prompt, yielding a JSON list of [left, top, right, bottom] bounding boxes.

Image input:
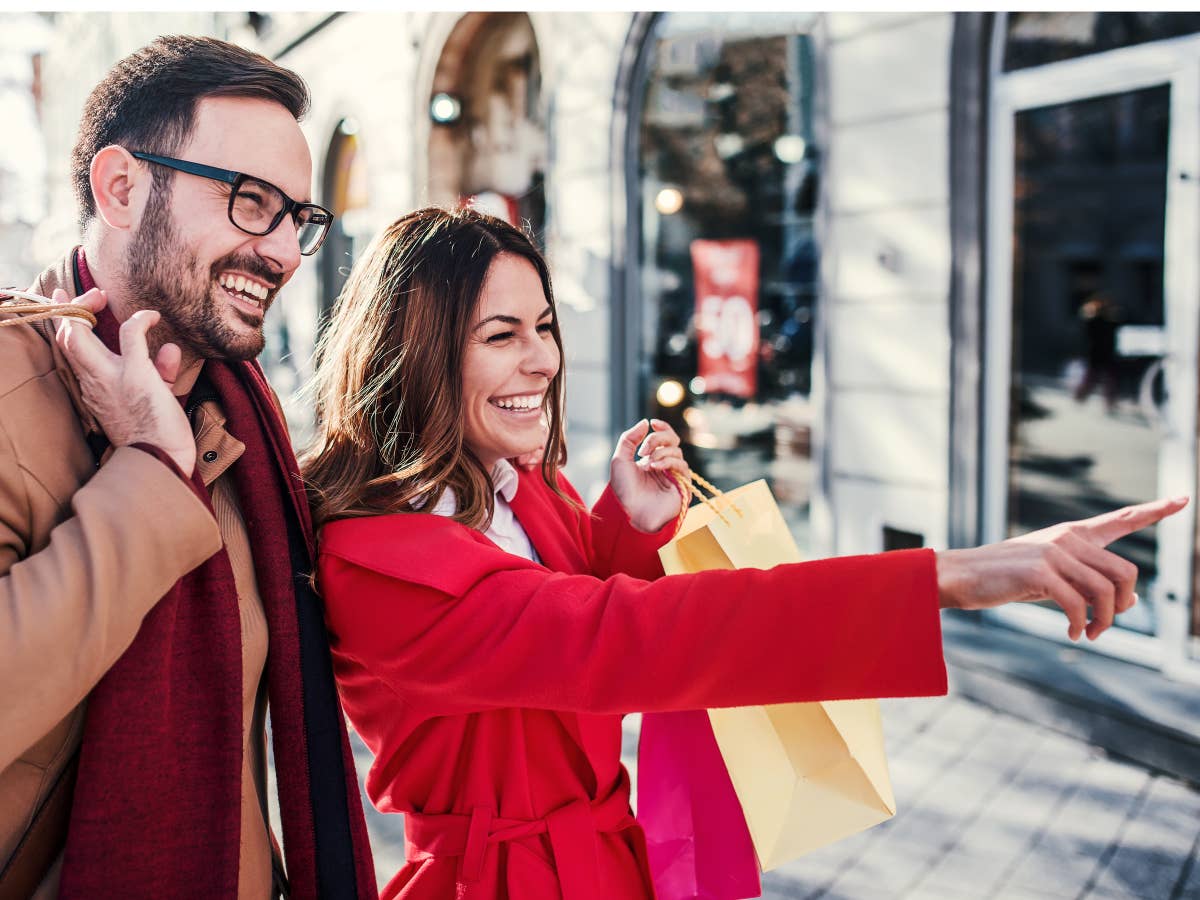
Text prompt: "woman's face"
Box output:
[[461, 253, 561, 471]]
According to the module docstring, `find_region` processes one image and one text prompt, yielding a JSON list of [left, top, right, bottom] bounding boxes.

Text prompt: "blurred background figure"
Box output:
[[1073, 293, 1120, 412]]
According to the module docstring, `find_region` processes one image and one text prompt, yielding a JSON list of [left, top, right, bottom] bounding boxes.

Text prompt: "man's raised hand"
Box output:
[[53, 288, 196, 476]]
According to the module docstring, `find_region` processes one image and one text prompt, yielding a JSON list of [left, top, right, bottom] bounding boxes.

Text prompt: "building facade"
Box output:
[[22, 12, 1200, 699]]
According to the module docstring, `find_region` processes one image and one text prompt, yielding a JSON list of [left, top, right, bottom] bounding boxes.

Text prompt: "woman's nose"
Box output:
[[524, 333, 560, 377]]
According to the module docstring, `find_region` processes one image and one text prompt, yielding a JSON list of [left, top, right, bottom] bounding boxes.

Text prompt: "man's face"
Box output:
[[123, 96, 313, 361]]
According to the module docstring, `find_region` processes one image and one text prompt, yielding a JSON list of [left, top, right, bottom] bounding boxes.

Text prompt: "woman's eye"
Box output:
[[486, 331, 515, 343], [537, 323, 554, 334]]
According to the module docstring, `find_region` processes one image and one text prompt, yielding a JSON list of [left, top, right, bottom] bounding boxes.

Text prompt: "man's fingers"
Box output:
[[56, 313, 116, 374], [71, 287, 108, 314], [118, 309, 160, 361], [1082, 496, 1189, 546], [154, 341, 182, 386]]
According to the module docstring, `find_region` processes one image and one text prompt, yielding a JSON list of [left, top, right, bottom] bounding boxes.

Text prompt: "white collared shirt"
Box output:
[[426, 459, 539, 562]]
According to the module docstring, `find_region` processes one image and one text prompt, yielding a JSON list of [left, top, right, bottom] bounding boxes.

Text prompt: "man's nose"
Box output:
[[253, 216, 303, 277]]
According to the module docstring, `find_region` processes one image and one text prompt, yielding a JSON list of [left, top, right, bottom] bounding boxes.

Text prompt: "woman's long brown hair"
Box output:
[[299, 207, 569, 532]]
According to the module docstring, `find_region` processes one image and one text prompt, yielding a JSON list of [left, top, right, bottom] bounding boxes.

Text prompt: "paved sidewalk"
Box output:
[[278, 690, 1200, 898], [756, 695, 1200, 900]]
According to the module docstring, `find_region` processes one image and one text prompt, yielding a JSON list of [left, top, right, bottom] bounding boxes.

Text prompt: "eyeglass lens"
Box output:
[[230, 177, 328, 255], [296, 218, 328, 256]]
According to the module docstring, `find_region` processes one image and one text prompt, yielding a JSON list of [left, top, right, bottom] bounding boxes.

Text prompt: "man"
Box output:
[[0, 36, 375, 899]]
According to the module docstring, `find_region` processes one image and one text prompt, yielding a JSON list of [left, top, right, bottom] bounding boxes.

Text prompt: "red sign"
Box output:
[[691, 239, 760, 398]]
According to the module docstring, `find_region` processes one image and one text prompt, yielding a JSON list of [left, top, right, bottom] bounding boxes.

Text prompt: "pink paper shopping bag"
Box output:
[[637, 710, 760, 900]]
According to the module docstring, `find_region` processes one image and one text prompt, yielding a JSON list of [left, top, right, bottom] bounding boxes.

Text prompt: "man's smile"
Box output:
[[217, 271, 274, 317]]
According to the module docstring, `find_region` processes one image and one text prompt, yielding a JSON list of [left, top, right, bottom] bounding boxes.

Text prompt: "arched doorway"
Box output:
[[319, 116, 368, 324], [426, 12, 545, 241]]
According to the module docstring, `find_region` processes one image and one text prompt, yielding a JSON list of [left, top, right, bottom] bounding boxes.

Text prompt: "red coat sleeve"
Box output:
[[545, 473, 674, 581], [319, 517, 947, 718]]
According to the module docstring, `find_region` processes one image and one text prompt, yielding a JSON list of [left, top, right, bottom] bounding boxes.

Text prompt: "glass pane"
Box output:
[[1008, 85, 1169, 636], [1004, 12, 1200, 71], [638, 15, 818, 553]]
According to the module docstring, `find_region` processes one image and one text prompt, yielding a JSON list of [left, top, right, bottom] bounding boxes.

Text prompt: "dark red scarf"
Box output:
[[58, 250, 376, 899]]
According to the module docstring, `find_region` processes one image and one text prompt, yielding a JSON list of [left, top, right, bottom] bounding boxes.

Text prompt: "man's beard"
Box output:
[[122, 189, 274, 362]]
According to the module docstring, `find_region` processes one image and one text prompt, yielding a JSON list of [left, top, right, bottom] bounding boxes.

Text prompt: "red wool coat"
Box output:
[[318, 470, 948, 900]]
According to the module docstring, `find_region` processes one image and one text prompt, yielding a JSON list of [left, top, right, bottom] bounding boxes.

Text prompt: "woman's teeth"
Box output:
[[492, 394, 543, 410], [218, 273, 270, 305]]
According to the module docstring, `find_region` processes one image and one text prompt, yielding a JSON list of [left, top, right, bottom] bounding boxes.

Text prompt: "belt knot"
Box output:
[[405, 778, 635, 900]]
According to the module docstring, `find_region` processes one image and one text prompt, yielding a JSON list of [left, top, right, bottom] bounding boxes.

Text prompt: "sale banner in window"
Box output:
[[691, 239, 760, 398]]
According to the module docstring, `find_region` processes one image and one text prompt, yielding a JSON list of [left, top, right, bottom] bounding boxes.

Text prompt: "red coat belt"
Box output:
[[404, 776, 638, 900]]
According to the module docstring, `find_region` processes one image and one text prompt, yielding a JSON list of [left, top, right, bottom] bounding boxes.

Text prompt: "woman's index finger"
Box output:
[[1081, 496, 1189, 546]]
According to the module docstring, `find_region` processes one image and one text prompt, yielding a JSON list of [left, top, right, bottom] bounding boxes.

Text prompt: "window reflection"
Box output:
[[1009, 86, 1169, 635], [1004, 12, 1200, 72], [638, 14, 818, 549]]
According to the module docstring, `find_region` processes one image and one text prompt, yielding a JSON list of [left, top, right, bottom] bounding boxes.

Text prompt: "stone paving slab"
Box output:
[[1088, 775, 1200, 899], [271, 690, 1200, 898], [756, 695, 1199, 900], [907, 725, 1096, 898], [993, 754, 1149, 897]]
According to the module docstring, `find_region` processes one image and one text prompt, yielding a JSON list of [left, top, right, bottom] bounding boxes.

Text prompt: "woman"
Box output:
[[301, 208, 1182, 900]]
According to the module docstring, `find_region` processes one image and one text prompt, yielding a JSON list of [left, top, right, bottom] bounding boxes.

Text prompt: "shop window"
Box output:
[[635, 13, 818, 549], [1003, 12, 1200, 72]]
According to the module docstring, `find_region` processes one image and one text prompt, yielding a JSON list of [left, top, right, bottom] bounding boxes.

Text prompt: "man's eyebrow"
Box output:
[[242, 173, 312, 204], [473, 306, 554, 330]]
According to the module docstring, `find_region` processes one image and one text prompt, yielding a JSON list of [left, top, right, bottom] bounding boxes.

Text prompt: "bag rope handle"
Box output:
[[669, 468, 744, 534], [0, 290, 97, 329]]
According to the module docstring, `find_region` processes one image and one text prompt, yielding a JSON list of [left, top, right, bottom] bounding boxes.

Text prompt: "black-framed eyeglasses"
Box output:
[[130, 151, 334, 256]]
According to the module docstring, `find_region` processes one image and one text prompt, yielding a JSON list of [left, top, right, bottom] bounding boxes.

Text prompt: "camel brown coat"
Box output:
[[0, 255, 222, 895]]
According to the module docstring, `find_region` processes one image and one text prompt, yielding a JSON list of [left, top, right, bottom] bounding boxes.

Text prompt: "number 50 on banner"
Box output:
[[691, 239, 761, 399]]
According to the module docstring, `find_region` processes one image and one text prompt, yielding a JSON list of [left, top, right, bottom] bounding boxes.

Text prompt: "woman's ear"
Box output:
[[90, 145, 143, 232]]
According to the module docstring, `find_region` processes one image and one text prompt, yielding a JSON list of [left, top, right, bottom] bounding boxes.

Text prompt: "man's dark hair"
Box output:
[[71, 34, 310, 228]]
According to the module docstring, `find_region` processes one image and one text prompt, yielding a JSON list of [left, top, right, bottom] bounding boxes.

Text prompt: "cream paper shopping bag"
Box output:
[[660, 477, 897, 871]]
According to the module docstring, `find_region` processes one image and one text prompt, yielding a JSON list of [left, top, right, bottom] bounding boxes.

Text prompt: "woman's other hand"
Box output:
[[936, 496, 1189, 641], [514, 418, 549, 471], [610, 418, 689, 533]]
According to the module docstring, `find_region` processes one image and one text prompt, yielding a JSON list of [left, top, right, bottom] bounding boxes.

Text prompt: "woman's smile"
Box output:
[[489, 392, 544, 412], [462, 253, 561, 469]]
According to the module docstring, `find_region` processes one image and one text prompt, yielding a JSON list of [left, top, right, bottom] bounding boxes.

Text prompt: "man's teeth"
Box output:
[[493, 394, 543, 410], [217, 273, 270, 303]]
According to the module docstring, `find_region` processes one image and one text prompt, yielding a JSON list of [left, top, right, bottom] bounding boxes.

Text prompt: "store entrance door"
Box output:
[[984, 41, 1200, 681]]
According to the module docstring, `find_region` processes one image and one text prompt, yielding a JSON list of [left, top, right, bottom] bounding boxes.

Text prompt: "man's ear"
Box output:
[[90, 145, 143, 231]]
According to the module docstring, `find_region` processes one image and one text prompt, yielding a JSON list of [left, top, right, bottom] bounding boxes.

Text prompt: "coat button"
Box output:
[[203, 450, 218, 463]]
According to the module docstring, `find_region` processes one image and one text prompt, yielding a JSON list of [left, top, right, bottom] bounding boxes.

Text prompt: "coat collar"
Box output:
[[28, 249, 98, 435]]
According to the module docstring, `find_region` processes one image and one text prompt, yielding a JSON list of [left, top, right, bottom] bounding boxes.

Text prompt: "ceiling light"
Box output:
[[429, 93, 462, 125]]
